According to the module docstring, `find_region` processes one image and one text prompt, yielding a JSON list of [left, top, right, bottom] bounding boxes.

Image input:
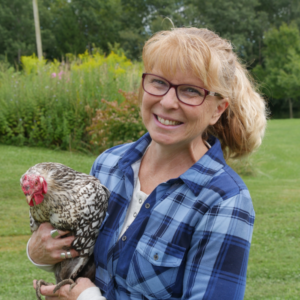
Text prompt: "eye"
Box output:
[[180, 86, 205, 97], [35, 181, 38, 186], [151, 79, 168, 86], [186, 87, 202, 95]]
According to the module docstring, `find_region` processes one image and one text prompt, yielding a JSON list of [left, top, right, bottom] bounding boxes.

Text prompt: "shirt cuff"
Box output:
[[27, 238, 55, 272], [77, 287, 106, 300]]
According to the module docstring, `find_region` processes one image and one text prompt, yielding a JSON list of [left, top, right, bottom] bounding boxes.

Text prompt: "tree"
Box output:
[[253, 23, 300, 118], [42, 0, 122, 59], [181, 0, 270, 65], [0, 0, 36, 64], [118, 0, 187, 59], [0, 0, 123, 63], [258, 0, 300, 28], [1, 0, 300, 72]]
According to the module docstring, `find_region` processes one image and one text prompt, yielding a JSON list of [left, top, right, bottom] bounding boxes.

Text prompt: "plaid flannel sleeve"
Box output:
[[182, 190, 255, 300]]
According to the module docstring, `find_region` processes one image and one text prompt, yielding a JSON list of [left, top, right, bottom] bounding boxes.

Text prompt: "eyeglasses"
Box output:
[[142, 73, 220, 106]]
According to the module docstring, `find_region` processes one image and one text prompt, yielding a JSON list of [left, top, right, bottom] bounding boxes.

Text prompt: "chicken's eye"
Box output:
[[35, 181, 38, 186]]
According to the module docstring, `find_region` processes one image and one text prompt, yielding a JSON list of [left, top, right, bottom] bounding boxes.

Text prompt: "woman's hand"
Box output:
[[28, 222, 79, 265], [33, 278, 96, 300]]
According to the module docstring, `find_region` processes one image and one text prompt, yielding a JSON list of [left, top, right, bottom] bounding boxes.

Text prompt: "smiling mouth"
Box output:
[[156, 115, 182, 126]]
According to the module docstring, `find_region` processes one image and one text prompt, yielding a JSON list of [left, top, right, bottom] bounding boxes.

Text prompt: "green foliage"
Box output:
[[1, 0, 300, 67], [0, 0, 34, 63], [185, 0, 265, 61], [42, 0, 123, 59], [0, 51, 143, 153], [21, 53, 47, 75], [1, 0, 300, 119], [252, 23, 300, 117], [0, 0, 55, 64], [86, 90, 146, 153]]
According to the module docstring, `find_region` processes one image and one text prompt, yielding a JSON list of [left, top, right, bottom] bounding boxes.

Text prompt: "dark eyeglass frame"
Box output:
[[142, 73, 220, 106]]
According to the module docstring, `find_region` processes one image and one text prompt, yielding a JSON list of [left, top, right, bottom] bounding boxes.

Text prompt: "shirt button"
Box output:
[[154, 254, 159, 260], [139, 197, 142, 204], [122, 236, 127, 241], [133, 212, 137, 217], [145, 203, 150, 209]]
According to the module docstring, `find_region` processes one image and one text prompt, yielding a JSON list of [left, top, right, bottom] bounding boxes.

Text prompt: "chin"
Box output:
[[149, 131, 181, 147]]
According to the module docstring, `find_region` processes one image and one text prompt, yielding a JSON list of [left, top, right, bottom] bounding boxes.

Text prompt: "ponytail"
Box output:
[[207, 62, 268, 159]]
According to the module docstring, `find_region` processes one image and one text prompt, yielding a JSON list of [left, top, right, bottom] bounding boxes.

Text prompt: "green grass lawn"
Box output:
[[0, 119, 299, 299], [242, 119, 300, 300]]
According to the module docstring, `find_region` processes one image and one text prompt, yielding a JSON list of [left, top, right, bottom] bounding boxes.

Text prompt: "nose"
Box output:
[[160, 87, 179, 109]]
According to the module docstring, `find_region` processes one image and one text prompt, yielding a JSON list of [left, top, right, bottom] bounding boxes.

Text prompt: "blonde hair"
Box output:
[[141, 27, 268, 159]]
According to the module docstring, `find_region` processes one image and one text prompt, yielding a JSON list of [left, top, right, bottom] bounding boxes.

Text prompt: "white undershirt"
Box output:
[[119, 158, 149, 239]]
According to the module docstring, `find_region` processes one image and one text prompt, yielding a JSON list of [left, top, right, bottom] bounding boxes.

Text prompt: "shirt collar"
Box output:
[[179, 137, 226, 196], [118, 133, 152, 172], [119, 134, 226, 196]]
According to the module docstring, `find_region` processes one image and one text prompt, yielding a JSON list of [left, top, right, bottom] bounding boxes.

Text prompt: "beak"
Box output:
[[26, 195, 32, 205]]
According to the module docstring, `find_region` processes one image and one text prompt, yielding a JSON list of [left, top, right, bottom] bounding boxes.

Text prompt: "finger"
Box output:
[[56, 229, 71, 237], [33, 279, 37, 289], [40, 222, 54, 229], [68, 249, 80, 258], [51, 230, 70, 240], [40, 284, 60, 296], [39, 222, 55, 231], [75, 277, 85, 284], [54, 248, 79, 261], [60, 235, 76, 246], [48, 228, 71, 239], [53, 236, 74, 252]]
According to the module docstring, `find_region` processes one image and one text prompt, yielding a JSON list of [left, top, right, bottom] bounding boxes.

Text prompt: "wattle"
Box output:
[[32, 192, 44, 206]]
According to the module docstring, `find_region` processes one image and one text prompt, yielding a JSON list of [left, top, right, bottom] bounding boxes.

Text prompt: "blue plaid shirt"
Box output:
[[90, 133, 254, 300]]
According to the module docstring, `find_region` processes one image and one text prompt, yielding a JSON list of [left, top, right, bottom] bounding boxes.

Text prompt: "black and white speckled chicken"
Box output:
[[20, 162, 109, 300]]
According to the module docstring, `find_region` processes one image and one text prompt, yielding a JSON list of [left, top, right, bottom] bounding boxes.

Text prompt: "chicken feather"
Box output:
[[20, 162, 109, 299]]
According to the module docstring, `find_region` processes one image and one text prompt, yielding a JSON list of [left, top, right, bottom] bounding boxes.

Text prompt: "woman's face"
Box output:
[[141, 69, 228, 149]]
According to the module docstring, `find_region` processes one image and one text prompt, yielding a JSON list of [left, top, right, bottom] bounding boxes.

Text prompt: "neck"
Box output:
[[143, 137, 208, 178]]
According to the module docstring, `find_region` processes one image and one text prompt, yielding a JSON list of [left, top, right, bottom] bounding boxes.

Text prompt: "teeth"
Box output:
[[157, 116, 181, 126]]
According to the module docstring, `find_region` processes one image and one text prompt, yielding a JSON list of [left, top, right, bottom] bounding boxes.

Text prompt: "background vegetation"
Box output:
[[0, 51, 144, 153], [1, 0, 300, 117], [0, 119, 299, 299]]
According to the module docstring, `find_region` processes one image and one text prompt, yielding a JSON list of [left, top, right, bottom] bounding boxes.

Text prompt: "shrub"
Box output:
[[0, 51, 143, 153], [86, 90, 146, 153]]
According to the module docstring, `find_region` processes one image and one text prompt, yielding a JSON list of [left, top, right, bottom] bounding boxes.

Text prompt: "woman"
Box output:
[[29, 27, 267, 300]]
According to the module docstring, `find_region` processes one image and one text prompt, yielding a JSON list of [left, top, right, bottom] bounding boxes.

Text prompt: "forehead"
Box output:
[[151, 66, 206, 87], [144, 38, 210, 86]]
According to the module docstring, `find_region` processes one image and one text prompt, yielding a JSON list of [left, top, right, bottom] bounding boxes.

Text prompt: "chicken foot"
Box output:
[[53, 278, 76, 293], [36, 279, 53, 300]]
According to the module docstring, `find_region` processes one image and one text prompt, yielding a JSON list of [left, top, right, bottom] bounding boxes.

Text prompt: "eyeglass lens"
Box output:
[[143, 74, 206, 106]]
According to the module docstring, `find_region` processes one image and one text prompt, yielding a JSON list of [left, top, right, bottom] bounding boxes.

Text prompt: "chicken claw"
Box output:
[[53, 278, 76, 293], [36, 279, 53, 300]]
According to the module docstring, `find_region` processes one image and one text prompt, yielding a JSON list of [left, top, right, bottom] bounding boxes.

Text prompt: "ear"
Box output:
[[209, 98, 229, 126], [40, 177, 47, 194]]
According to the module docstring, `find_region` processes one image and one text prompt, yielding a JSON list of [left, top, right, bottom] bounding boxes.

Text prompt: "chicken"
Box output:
[[20, 162, 109, 300]]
